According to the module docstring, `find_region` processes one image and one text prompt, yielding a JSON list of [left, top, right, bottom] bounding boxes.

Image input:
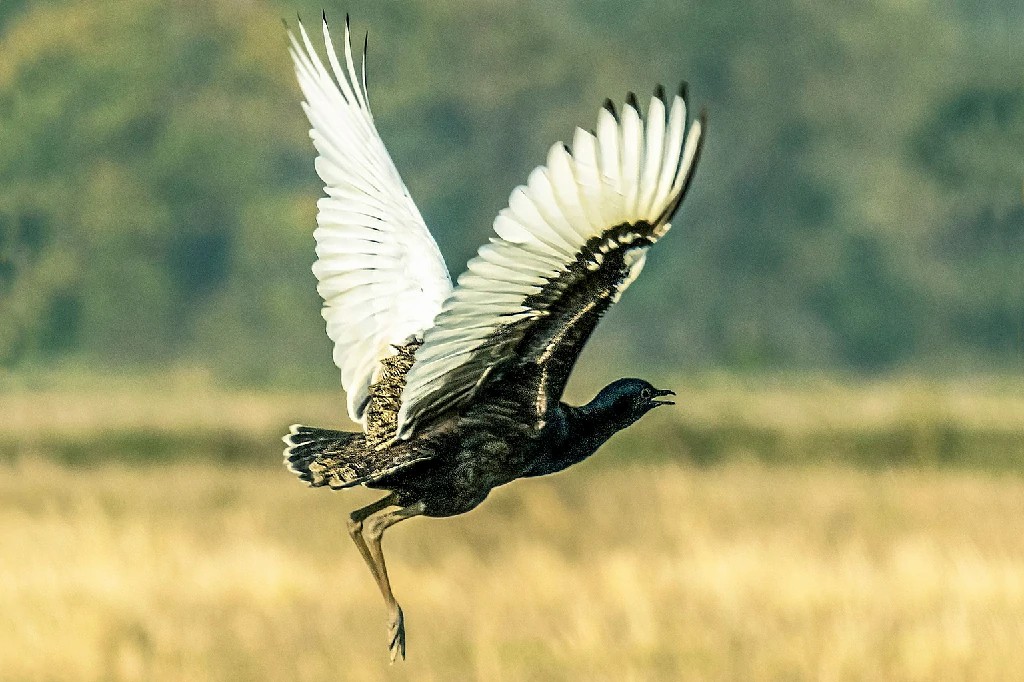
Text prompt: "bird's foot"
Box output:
[[388, 605, 406, 662]]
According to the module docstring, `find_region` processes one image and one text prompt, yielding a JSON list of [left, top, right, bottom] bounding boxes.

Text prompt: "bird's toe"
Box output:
[[388, 605, 406, 662]]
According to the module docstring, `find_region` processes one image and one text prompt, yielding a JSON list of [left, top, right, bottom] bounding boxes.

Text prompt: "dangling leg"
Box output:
[[347, 492, 399, 586], [363, 500, 427, 662]]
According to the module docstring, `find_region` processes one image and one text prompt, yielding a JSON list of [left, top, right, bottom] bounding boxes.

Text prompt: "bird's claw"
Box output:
[[388, 605, 406, 662]]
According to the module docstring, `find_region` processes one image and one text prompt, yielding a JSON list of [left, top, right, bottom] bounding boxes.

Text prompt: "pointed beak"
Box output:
[[651, 388, 676, 406]]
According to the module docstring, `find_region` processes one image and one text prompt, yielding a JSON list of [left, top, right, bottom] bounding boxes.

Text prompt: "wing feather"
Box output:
[[619, 94, 644, 215], [396, 89, 705, 438], [289, 17, 452, 425]]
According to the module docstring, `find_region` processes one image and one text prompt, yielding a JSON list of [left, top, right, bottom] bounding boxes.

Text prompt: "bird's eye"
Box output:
[[640, 387, 652, 400]]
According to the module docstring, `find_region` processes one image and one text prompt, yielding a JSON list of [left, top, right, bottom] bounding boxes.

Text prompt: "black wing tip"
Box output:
[[322, 9, 328, 25], [678, 81, 690, 101], [607, 89, 673, 118], [625, 91, 640, 112], [602, 98, 619, 121]]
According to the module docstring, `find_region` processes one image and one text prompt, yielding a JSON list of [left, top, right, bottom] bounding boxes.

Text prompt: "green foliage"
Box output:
[[0, 0, 1020, 384]]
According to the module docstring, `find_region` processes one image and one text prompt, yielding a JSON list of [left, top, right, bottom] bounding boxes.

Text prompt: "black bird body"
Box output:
[[373, 377, 670, 518], [281, 16, 703, 661], [373, 381, 540, 518], [287, 237, 677, 518]]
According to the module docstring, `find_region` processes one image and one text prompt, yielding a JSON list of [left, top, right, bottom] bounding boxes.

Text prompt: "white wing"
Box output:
[[289, 17, 453, 425], [395, 88, 704, 438]]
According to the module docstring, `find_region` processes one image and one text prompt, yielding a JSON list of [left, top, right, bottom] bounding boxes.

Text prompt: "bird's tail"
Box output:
[[282, 424, 370, 489]]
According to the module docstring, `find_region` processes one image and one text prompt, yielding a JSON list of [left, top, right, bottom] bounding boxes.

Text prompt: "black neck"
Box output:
[[563, 401, 627, 451], [525, 399, 628, 478]]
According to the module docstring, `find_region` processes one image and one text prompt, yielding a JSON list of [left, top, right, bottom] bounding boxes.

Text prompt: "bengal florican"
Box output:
[[282, 15, 704, 661]]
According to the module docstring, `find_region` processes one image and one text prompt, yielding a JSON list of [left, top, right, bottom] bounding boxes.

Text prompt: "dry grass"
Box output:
[[3, 457, 1024, 681]]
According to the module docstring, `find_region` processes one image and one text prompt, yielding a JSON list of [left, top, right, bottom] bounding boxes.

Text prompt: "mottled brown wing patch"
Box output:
[[364, 339, 423, 449]]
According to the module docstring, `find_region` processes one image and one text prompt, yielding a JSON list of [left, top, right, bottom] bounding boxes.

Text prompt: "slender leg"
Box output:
[[363, 501, 427, 662], [347, 493, 399, 587]]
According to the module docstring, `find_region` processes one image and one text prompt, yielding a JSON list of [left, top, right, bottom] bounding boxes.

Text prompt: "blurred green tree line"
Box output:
[[0, 0, 1021, 388]]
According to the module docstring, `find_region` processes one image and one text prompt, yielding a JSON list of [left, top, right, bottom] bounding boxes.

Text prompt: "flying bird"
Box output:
[[282, 15, 704, 661]]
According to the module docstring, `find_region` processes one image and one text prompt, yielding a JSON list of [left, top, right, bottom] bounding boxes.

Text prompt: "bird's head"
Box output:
[[589, 378, 676, 429]]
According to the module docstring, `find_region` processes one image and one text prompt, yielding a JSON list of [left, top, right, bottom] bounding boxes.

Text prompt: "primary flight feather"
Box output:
[[283, 15, 704, 662], [288, 18, 452, 424]]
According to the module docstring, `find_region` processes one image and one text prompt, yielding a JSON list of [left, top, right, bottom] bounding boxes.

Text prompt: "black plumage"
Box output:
[[283, 16, 704, 661], [289, 376, 675, 517]]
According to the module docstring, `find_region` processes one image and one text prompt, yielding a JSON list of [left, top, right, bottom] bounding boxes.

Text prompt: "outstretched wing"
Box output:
[[395, 88, 704, 439], [289, 17, 453, 425]]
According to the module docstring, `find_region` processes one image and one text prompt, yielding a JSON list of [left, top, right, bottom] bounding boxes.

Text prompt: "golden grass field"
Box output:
[[1, 377, 1023, 680]]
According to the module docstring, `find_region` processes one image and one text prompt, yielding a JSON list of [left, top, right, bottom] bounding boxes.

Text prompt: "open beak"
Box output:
[[651, 388, 676, 407]]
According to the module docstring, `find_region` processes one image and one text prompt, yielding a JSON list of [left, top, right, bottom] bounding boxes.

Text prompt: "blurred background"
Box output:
[[1, 0, 1022, 680], [1, 0, 1022, 383]]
